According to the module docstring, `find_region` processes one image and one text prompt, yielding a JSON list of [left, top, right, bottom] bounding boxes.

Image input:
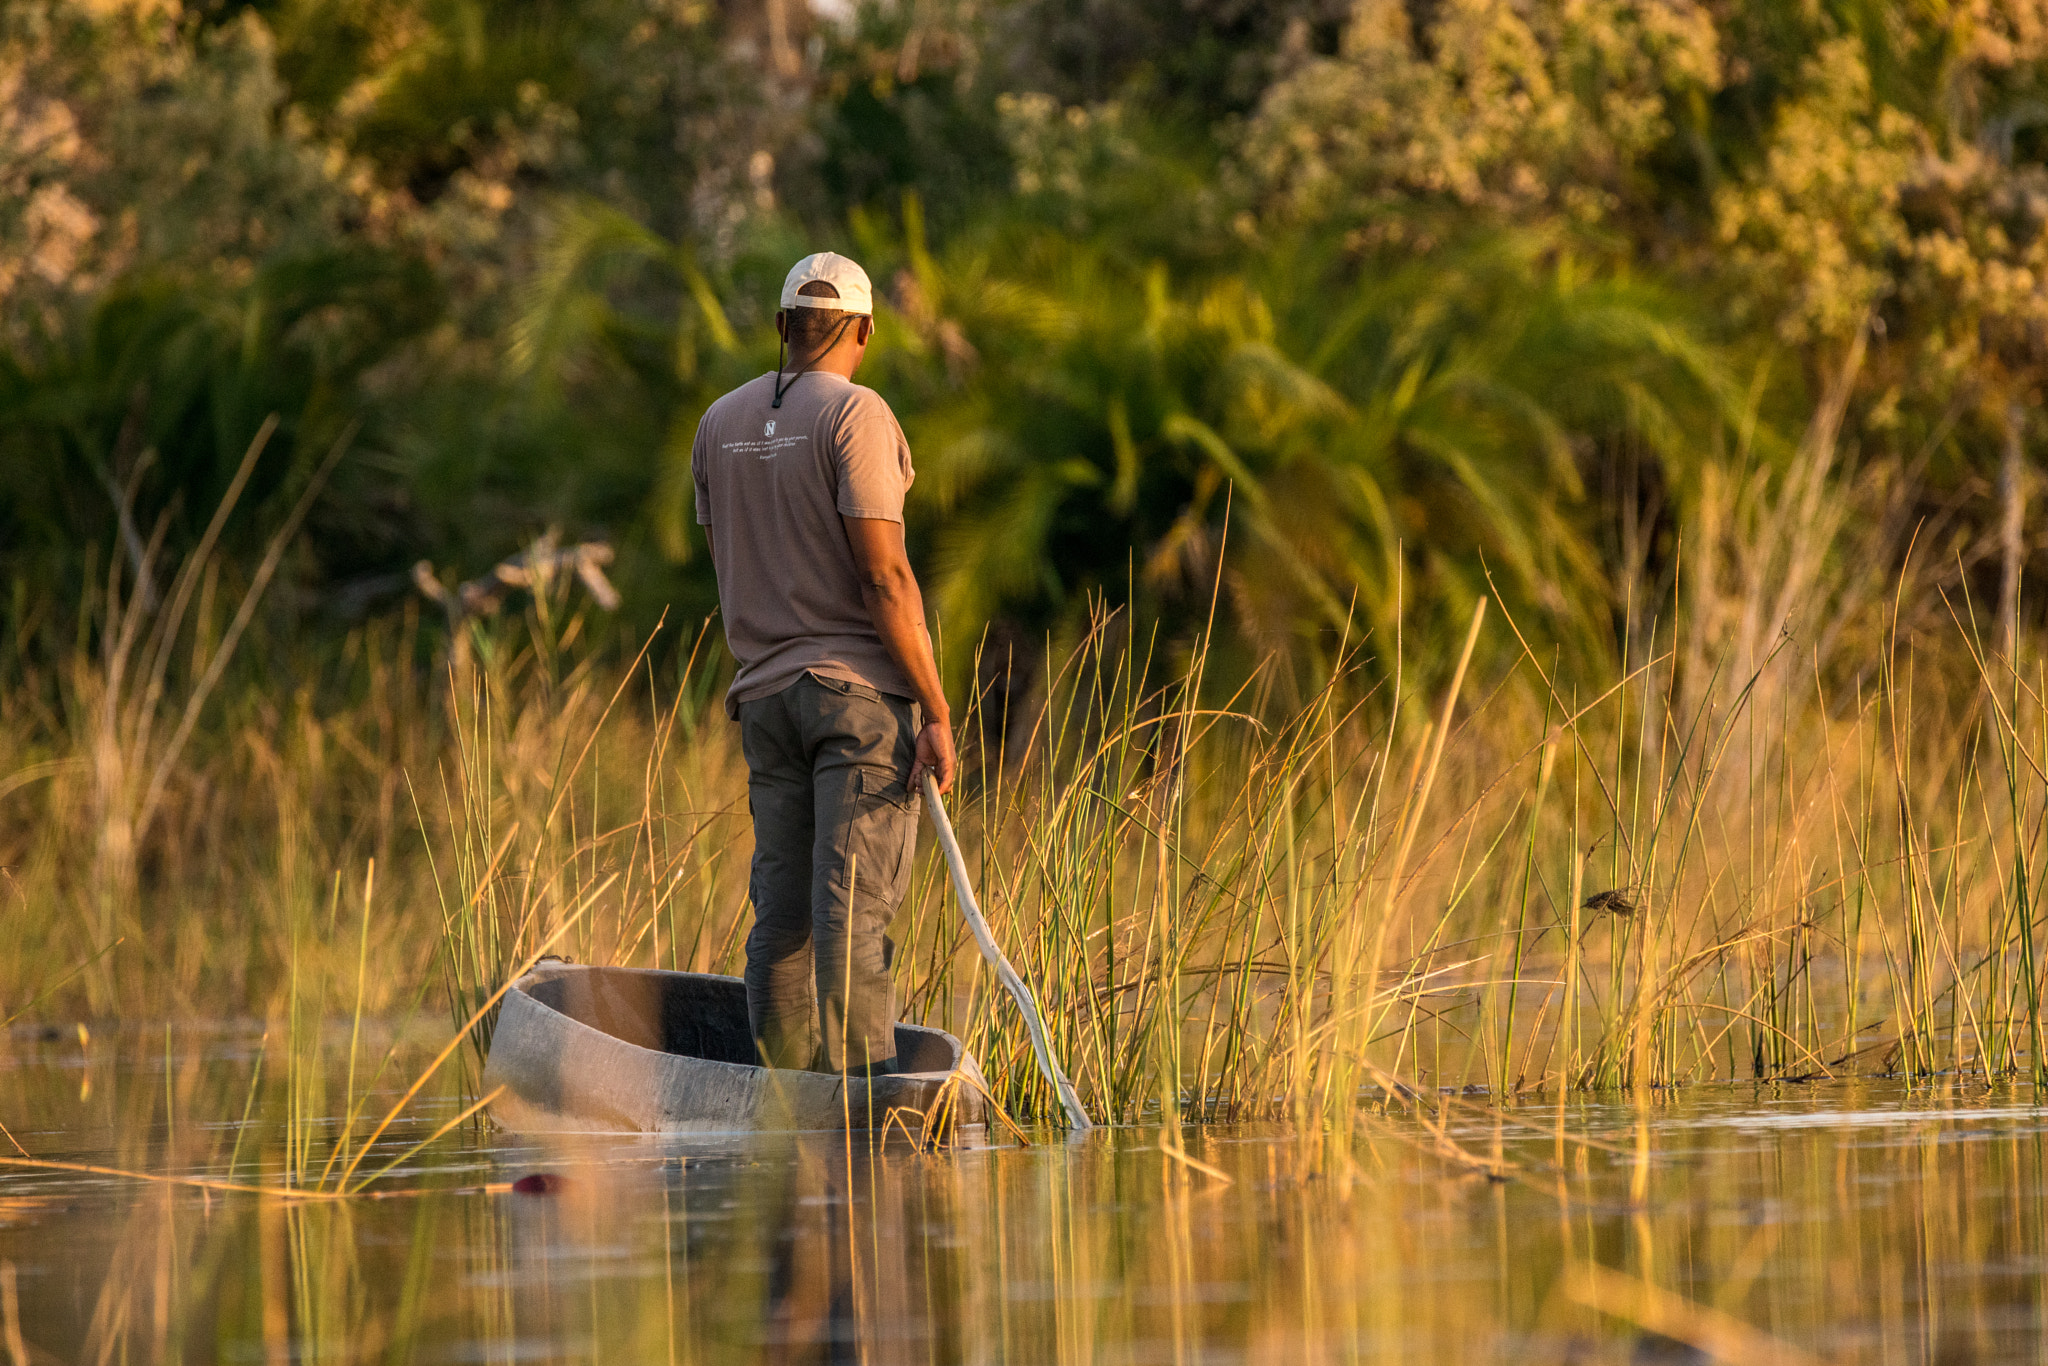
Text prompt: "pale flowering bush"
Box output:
[[0, 0, 775, 350], [1711, 25, 2048, 413], [0, 98, 96, 310], [0, 3, 355, 345], [998, 93, 1141, 199], [1712, 38, 1923, 345], [1965, 0, 2048, 68], [1238, 0, 1720, 246]]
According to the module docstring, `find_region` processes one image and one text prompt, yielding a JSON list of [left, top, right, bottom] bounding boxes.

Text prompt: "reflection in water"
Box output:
[[1, 1041, 2047, 1363], [501, 1133, 931, 1366]]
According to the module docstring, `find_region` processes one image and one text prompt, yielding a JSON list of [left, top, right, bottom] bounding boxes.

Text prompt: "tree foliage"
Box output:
[[2, 0, 2043, 689]]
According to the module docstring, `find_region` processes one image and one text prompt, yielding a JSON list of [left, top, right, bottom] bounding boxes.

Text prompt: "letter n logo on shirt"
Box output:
[[764, 421, 776, 437]]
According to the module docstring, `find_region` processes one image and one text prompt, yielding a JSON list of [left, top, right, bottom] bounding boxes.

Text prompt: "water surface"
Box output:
[[3, 1026, 2046, 1363]]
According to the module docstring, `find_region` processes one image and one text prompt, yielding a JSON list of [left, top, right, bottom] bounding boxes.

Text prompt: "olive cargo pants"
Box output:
[[738, 672, 920, 1075]]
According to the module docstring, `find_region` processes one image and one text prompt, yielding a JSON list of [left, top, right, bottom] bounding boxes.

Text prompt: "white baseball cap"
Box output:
[[780, 252, 874, 315]]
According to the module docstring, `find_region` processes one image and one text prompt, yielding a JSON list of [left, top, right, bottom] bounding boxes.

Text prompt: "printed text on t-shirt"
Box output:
[[724, 433, 811, 461]]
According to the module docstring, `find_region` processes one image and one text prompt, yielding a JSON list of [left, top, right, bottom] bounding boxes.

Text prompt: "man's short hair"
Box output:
[[785, 281, 861, 349]]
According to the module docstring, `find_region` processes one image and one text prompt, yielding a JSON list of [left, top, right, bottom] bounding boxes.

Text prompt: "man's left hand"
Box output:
[[910, 720, 956, 796]]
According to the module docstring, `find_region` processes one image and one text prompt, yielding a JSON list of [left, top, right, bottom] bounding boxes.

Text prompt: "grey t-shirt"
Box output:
[[692, 370, 918, 718]]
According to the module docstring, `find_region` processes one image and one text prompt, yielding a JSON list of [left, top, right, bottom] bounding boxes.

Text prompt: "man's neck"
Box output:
[[785, 344, 859, 380]]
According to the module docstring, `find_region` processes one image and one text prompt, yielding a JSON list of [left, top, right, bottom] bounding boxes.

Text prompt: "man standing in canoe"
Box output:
[[691, 251, 956, 1076]]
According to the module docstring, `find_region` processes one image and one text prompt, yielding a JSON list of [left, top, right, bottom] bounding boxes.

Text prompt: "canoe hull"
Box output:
[[483, 964, 984, 1135]]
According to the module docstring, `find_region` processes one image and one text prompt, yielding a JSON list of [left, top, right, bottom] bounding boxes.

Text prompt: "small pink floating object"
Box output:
[[512, 1173, 567, 1195]]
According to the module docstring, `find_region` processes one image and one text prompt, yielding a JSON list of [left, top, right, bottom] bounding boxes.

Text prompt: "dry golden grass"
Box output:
[[3, 528, 2040, 1130]]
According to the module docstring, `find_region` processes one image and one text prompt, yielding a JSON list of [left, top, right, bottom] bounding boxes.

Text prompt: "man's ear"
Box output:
[[856, 316, 875, 345], [775, 310, 789, 341]]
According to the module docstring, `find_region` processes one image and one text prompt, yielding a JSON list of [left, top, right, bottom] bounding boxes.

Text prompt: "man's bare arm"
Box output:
[[842, 515, 956, 793]]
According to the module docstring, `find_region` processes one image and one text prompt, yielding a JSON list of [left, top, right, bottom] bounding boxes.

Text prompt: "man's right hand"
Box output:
[[911, 720, 957, 796]]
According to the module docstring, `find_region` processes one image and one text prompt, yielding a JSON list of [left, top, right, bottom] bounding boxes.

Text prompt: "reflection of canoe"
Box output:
[[483, 963, 985, 1135]]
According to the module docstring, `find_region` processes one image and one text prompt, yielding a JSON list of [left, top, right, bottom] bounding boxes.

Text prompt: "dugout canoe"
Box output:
[[482, 962, 986, 1135]]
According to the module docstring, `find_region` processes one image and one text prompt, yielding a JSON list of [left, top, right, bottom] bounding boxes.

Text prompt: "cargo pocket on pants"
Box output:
[[853, 767, 919, 906]]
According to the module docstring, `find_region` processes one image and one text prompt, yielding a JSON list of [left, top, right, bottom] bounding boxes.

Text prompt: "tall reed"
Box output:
[[369, 563, 2048, 1130], [6, 526, 2047, 1131]]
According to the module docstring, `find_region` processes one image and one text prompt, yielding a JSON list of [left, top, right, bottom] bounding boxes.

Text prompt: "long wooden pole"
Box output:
[[922, 773, 1092, 1130]]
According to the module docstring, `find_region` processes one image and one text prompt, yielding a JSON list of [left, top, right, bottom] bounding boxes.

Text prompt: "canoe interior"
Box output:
[[482, 964, 985, 1136], [522, 967, 961, 1075]]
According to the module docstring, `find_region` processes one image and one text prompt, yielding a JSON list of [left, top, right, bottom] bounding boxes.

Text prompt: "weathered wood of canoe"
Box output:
[[482, 964, 986, 1135]]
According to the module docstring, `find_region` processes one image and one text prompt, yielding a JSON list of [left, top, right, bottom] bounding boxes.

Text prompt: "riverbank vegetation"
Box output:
[[6, 0, 2048, 1117]]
